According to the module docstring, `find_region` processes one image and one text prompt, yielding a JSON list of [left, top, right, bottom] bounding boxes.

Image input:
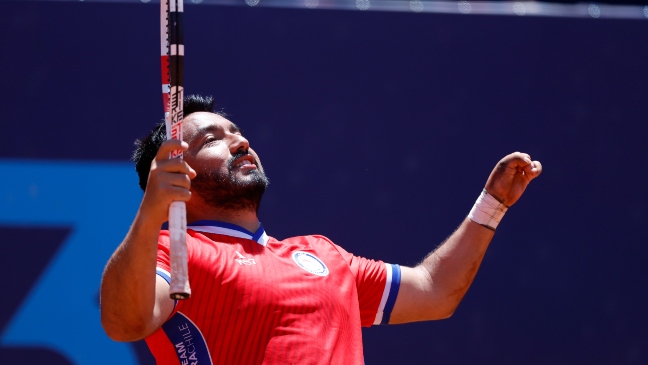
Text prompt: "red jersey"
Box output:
[[145, 220, 401, 365]]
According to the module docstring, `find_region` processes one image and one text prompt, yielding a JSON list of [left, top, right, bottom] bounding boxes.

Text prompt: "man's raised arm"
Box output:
[[100, 140, 196, 341], [389, 152, 542, 323]]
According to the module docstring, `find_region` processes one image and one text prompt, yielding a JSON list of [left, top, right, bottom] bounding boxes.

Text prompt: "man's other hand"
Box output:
[[485, 152, 542, 207]]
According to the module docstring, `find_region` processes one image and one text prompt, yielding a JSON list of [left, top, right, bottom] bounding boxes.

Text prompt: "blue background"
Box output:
[[1, 1, 647, 364]]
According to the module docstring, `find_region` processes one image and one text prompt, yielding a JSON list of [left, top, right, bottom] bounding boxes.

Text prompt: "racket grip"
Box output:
[[168, 200, 191, 300]]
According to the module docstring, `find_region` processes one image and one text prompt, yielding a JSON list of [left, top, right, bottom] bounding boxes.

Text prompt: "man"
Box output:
[[100, 94, 542, 364]]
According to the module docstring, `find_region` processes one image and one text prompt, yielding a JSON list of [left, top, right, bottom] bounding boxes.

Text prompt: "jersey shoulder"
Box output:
[[269, 234, 339, 250]]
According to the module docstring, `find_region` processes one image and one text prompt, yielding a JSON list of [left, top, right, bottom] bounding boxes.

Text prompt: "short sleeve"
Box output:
[[329, 240, 401, 327], [155, 230, 172, 285]]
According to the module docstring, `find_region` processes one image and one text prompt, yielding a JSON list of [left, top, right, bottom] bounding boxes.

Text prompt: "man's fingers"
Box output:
[[486, 151, 542, 207], [145, 184, 192, 204], [504, 152, 532, 167], [148, 173, 192, 199], [153, 141, 197, 178], [155, 140, 189, 161], [155, 157, 196, 177], [148, 164, 193, 193], [163, 186, 193, 202], [504, 152, 542, 180], [138, 141, 196, 222], [165, 172, 192, 190], [523, 160, 543, 180]]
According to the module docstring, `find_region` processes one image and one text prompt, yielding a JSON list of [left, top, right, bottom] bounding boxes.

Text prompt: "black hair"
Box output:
[[133, 94, 224, 191]]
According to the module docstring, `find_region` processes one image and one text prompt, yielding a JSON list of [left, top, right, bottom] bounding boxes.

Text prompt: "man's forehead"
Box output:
[[184, 112, 239, 139]]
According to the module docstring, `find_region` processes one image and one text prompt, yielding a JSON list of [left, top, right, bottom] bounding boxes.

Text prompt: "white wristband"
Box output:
[[468, 189, 508, 230]]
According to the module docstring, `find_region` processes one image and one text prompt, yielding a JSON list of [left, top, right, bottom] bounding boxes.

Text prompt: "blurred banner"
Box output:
[[0, 161, 142, 364]]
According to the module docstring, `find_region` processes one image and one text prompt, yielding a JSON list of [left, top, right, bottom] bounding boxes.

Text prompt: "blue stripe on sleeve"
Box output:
[[156, 269, 179, 312], [156, 268, 171, 284], [381, 264, 401, 325]]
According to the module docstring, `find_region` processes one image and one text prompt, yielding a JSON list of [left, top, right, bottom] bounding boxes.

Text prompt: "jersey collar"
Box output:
[[186, 220, 269, 246]]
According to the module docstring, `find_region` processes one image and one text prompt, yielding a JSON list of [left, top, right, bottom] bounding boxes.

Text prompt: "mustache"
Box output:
[[227, 150, 257, 171]]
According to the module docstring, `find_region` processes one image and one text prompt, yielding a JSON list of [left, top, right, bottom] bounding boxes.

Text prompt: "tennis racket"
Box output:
[[161, 0, 190, 300]]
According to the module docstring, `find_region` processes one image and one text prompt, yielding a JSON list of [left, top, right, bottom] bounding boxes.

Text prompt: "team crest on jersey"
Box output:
[[291, 251, 329, 276]]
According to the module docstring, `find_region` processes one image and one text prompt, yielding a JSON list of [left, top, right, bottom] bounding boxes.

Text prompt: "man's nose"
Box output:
[[229, 133, 250, 153]]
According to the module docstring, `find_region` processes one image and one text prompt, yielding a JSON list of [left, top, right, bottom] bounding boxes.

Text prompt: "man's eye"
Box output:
[[204, 137, 218, 145]]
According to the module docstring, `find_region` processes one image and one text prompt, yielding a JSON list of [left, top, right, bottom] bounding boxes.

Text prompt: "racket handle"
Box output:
[[168, 200, 191, 300]]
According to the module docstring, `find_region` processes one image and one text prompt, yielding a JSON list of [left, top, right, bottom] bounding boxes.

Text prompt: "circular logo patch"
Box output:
[[292, 251, 329, 276]]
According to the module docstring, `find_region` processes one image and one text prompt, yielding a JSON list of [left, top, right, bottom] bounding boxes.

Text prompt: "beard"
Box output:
[[191, 151, 269, 213]]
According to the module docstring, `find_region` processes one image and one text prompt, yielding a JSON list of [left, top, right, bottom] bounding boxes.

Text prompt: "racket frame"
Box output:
[[161, 0, 190, 300]]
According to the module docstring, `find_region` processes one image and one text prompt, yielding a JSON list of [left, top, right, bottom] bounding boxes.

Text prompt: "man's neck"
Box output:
[[187, 208, 260, 233]]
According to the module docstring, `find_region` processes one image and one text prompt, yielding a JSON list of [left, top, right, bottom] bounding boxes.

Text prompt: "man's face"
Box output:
[[182, 112, 268, 212]]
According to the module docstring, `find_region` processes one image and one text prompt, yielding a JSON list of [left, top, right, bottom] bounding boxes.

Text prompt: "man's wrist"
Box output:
[[467, 189, 508, 231]]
